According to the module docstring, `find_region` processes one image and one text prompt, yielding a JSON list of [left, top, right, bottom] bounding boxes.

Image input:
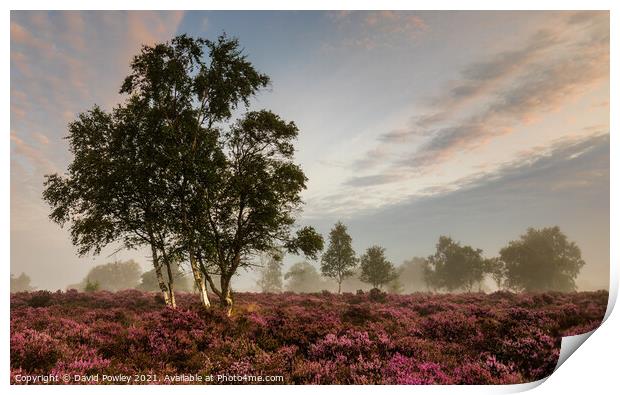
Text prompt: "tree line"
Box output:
[[12, 222, 585, 296], [258, 223, 585, 294]]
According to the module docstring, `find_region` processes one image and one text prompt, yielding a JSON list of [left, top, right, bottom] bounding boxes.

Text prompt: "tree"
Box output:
[[257, 252, 284, 293], [284, 261, 327, 293], [74, 260, 142, 291], [386, 274, 404, 294], [116, 34, 273, 311], [192, 110, 324, 313], [424, 236, 486, 292], [485, 257, 507, 291], [43, 34, 324, 313], [43, 101, 181, 307], [396, 257, 428, 293], [84, 278, 100, 292], [321, 222, 357, 294], [359, 245, 397, 289], [500, 226, 585, 292], [10, 273, 35, 292]]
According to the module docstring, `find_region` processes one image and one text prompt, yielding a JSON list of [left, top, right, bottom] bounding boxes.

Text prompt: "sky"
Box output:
[[10, 11, 609, 291]]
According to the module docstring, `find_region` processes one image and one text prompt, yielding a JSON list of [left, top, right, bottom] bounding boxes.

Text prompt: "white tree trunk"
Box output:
[[189, 251, 210, 309], [150, 243, 171, 306]]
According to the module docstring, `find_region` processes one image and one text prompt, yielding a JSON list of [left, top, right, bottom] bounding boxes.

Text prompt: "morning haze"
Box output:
[[11, 11, 609, 292]]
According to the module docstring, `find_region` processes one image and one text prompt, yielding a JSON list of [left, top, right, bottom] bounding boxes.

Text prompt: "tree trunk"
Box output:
[[189, 249, 210, 309], [159, 248, 177, 308], [164, 261, 176, 308], [337, 280, 342, 294], [220, 275, 233, 317], [149, 242, 171, 306]]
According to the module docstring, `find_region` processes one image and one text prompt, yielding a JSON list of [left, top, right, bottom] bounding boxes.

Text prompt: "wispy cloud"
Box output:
[[314, 130, 609, 219], [11, 11, 186, 171], [327, 10, 428, 49], [346, 11, 608, 187]]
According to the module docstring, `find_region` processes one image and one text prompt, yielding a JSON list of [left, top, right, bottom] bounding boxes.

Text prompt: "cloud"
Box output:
[[345, 173, 402, 188], [33, 132, 50, 146], [414, 28, 562, 129], [327, 10, 428, 49], [352, 146, 390, 170], [403, 34, 608, 171], [11, 11, 188, 289], [318, 130, 609, 221], [10, 131, 56, 175], [346, 11, 608, 186], [11, 20, 40, 47], [439, 132, 609, 197]]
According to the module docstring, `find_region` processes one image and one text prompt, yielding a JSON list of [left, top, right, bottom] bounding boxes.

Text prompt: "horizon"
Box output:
[[10, 10, 610, 292]]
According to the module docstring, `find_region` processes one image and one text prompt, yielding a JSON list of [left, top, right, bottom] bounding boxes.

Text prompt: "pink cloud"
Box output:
[[10, 131, 56, 175]]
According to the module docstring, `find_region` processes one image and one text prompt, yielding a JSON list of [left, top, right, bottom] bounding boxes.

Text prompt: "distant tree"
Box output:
[[10, 273, 35, 292], [359, 246, 397, 289], [485, 257, 507, 290], [285, 261, 326, 293], [138, 265, 194, 292], [321, 222, 357, 294], [397, 257, 428, 293], [500, 227, 585, 292], [84, 278, 100, 292], [257, 252, 284, 293], [386, 271, 404, 294], [77, 260, 142, 292], [424, 236, 486, 292]]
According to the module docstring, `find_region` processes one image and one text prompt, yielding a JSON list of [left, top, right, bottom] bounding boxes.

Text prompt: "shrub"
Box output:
[[26, 290, 54, 308], [9, 289, 607, 384]]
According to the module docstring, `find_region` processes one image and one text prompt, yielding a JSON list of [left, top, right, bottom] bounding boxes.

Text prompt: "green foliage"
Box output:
[[424, 236, 486, 292], [359, 246, 398, 289], [257, 252, 284, 293], [10, 273, 35, 293], [43, 33, 323, 309], [285, 261, 327, 293], [285, 227, 325, 261], [321, 222, 357, 293], [500, 227, 585, 292], [84, 278, 100, 292]]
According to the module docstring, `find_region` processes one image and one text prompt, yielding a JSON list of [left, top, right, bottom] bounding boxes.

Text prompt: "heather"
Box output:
[[10, 289, 607, 385]]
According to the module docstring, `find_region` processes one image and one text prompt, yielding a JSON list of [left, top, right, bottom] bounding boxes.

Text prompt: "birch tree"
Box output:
[[321, 222, 358, 294], [44, 34, 323, 312], [359, 246, 397, 289]]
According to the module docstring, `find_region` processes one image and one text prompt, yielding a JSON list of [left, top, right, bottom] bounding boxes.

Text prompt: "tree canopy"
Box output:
[[359, 245, 397, 289], [424, 236, 486, 292], [321, 222, 357, 293], [500, 226, 585, 292], [10, 273, 35, 293], [43, 34, 323, 312], [285, 261, 327, 293]]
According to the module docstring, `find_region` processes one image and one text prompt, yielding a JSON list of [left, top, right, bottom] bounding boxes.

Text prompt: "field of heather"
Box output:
[[10, 289, 607, 385]]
